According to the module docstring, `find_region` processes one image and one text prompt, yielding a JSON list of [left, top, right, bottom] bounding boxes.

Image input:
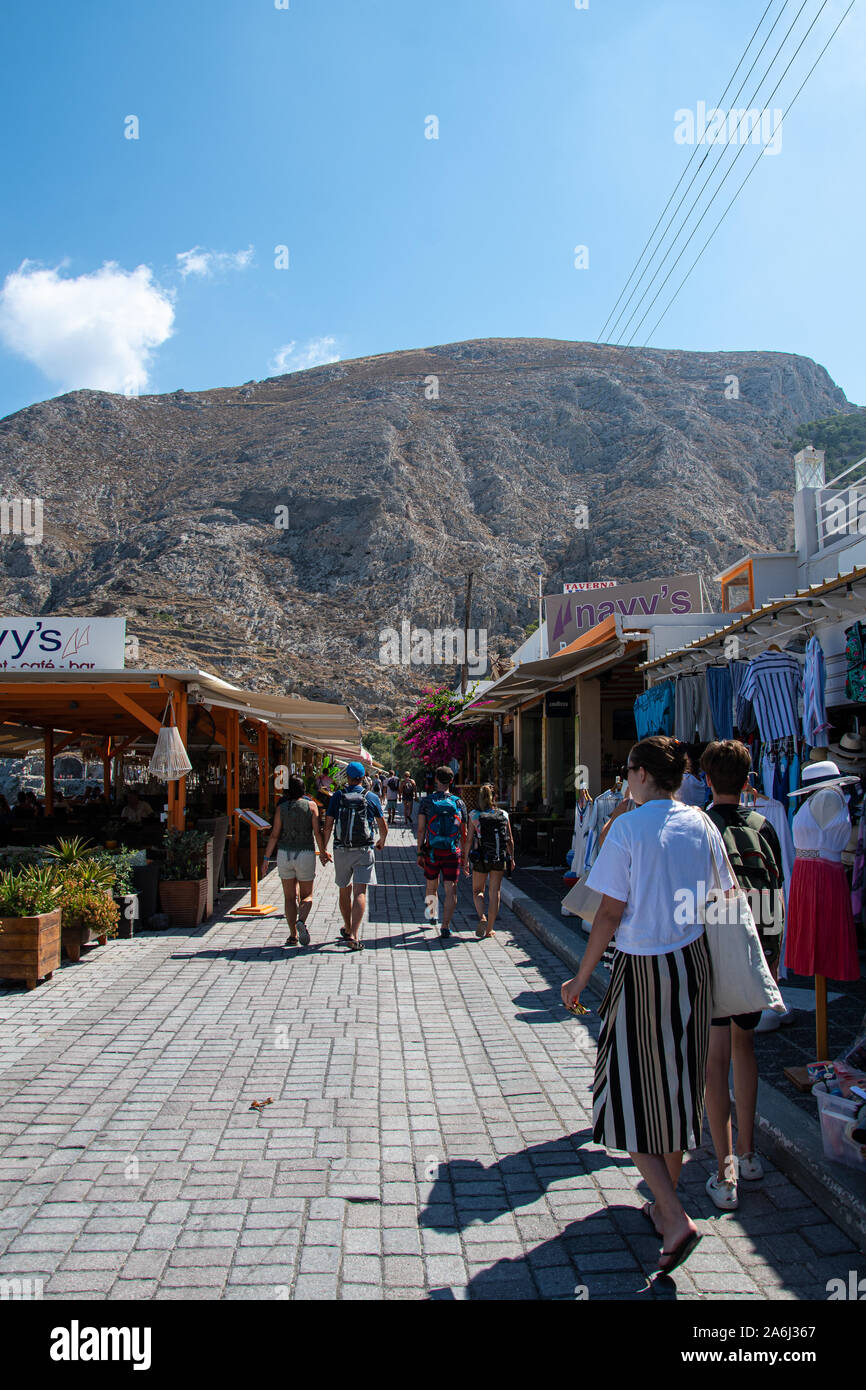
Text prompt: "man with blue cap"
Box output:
[[323, 761, 388, 950]]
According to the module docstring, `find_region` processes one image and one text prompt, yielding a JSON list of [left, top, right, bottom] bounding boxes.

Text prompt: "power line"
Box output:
[[622, 0, 835, 347], [598, 0, 784, 343], [640, 0, 857, 346], [618, 0, 823, 347]]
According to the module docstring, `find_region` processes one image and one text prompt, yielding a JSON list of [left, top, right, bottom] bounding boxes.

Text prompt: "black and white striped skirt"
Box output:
[[593, 934, 711, 1155]]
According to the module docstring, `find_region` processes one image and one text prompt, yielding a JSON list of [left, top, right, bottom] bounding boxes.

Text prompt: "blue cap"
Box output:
[[346, 761, 366, 781]]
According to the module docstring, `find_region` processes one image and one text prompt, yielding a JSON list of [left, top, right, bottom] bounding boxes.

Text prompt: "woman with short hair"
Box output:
[[463, 783, 514, 939], [561, 735, 735, 1277]]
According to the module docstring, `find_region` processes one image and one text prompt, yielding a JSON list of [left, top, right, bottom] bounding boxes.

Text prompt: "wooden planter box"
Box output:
[[159, 878, 207, 928], [62, 920, 110, 962], [0, 907, 61, 989]]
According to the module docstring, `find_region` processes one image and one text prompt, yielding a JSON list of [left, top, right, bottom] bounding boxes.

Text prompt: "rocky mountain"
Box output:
[[0, 338, 856, 720]]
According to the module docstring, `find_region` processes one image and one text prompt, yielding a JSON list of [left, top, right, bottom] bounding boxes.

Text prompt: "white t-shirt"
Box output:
[[585, 799, 735, 956]]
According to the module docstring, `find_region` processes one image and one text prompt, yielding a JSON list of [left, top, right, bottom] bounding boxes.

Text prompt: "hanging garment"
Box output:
[[633, 681, 675, 739], [844, 621, 866, 702], [740, 651, 802, 742], [777, 753, 789, 816], [584, 787, 622, 870], [675, 771, 709, 807], [674, 672, 715, 742], [753, 794, 796, 979], [788, 755, 800, 830], [851, 815, 866, 922], [731, 660, 757, 735], [785, 791, 860, 980], [569, 796, 592, 877], [803, 636, 830, 744], [705, 666, 734, 740], [762, 752, 776, 800]]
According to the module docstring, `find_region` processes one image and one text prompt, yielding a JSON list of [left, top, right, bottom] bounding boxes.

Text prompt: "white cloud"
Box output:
[[270, 337, 340, 374], [0, 260, 175, 395], [176, 245, 254, 278]]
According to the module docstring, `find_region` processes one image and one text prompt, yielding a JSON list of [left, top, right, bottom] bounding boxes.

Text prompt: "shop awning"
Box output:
[[0, 669, 362, 750], [640, 563, 866, 678], [451, 618, 645, 723]]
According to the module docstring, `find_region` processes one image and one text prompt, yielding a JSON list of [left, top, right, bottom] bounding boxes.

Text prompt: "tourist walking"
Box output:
[[400, 772, 417, 825], [463, 783, 513, 939], [323, 761, 387, 951], [560, 736, 735, 1277], [263, 775, 332, 947], [699, 740, 785, 1210], [384, 770, 400, 825], [416, 766, 468, 938]]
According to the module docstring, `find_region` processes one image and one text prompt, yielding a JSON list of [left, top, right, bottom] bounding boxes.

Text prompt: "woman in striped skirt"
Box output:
[[561, 736, 735, 1277]]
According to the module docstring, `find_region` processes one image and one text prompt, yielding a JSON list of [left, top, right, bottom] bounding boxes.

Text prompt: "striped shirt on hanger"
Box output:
[[740, 651, 802, 743]]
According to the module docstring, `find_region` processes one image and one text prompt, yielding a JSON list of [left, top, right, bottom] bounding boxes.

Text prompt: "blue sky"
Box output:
[[0, 0, 863, 420]]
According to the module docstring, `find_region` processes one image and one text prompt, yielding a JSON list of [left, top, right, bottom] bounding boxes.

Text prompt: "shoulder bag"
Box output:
[[700, 815, 785, 1018]]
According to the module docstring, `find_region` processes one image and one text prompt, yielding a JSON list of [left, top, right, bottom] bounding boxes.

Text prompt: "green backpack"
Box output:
[[706, 808, 783, 948]]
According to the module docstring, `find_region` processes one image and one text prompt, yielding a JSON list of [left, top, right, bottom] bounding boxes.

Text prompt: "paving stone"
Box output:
[[0, 829, 856, 1304]]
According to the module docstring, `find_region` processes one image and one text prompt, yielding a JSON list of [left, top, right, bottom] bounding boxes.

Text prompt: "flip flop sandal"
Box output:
[[640, 1201, 661, 1238], [657, 1230, 701, 1277], [347, 938, 364, 952], [284, 936, 299, 947], [298, 924, 310, 946], [339, 927, 352, 940], [475, 920, 487, 939]]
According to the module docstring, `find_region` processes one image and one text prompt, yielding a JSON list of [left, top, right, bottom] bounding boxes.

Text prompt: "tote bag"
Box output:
[[561, 875, 602, 925], [700, 817, 785, 1018]]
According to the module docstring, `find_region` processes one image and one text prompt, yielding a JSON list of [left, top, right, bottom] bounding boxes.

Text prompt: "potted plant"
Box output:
[[158, 829, 209, 927], [96, 847, 141, 938], [0, 865, 62, 989], [53, 857, 119, 961]]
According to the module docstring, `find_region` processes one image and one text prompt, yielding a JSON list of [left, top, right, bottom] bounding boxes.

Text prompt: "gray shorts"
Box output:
[[277, 848, 316, 881], [333, 846, 376, 888]]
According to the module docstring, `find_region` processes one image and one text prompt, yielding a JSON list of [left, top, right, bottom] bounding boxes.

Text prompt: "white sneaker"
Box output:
[[705, 1173, 739, 1209], [737, 1152, 764, 1181], [755, 1009, 781, 1033]]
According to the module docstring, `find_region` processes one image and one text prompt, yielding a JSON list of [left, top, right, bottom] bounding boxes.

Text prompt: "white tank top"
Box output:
[[792, 790, 850, 863]]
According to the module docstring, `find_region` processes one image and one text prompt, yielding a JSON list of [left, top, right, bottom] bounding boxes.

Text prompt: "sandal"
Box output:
[[298, 923, 310, 947], [475, 918, 488, 939], [657, 1229, 701, 1277], [339, 927, 352, 940], [640, 1201, 662, 1238], [347, 938, 364, 952], [284, 935, 299, 947]]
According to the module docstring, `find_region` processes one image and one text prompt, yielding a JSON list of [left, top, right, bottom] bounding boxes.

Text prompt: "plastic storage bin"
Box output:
[[812, 1082, 866, 1171]]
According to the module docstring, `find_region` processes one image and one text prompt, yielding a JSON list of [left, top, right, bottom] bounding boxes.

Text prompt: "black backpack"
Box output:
[[475, 808, 509, 862], [335, 787, 374, 848]]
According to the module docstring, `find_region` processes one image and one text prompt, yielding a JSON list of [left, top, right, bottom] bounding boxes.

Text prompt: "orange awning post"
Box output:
[[102, 737, 112, 802], [226, 709, 240, 875], [257, 723, 269, 817], [169, 686, 189, 832]]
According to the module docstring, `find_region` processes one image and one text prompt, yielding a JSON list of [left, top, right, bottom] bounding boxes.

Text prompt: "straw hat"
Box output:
[[828, 731, 866, 767], [788, 759, 861, 798]]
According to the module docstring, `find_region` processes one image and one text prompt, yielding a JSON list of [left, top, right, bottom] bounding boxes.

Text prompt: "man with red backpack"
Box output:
[[416, 765, 468, 938]]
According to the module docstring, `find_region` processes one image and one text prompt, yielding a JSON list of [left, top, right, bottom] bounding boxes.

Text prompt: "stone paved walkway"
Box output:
[[0, 828, 861, 1300]]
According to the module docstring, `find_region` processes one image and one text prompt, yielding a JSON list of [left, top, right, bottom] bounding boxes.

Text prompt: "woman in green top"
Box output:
[[264, 776, 331, 947]]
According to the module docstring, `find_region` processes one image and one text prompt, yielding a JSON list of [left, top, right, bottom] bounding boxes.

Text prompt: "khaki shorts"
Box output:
[[277, 849, 317, 881], [333, 846, 376, 887]]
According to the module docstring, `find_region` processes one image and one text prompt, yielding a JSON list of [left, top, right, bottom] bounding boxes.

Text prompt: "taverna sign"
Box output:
[[544, 574, 701, 648], [0, 617, 127, 671]]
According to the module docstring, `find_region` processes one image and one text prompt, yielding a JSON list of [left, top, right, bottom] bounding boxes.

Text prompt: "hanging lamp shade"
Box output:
[[148, 697, 192, 781]]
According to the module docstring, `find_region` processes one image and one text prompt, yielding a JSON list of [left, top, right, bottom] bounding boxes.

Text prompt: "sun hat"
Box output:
[[787, 759, 861, 798], [828, 731, 866, 766], [345, 761, 367, 782]]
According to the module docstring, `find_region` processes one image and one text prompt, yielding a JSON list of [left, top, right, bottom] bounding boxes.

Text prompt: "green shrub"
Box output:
[[162, 829, 209, 881], [0, 866, 61, 917]]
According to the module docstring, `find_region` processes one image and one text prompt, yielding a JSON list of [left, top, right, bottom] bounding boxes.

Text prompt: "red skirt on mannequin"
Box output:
[[784, 858, 860, 980]]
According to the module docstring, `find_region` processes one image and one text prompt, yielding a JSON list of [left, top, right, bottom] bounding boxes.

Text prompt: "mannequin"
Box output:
[[787, 772, 861, 1060]]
